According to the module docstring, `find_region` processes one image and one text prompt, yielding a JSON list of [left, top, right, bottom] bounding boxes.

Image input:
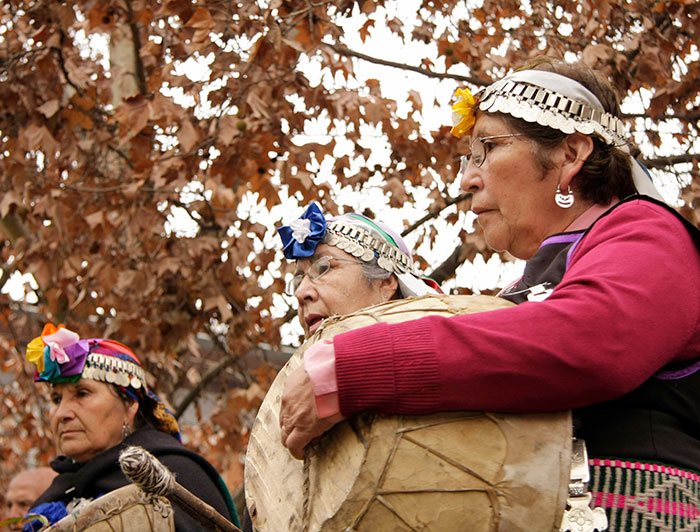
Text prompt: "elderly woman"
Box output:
[[280, 58, 700, 531], [22, 324, 241, 531], [240, 204, 441, 532], [278, 203, 440, 337]]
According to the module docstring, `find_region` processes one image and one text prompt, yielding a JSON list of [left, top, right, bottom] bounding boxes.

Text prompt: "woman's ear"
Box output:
[[125, 399, 139, 426], [559, 132, 594, 190], [379, 275, 400, 300]]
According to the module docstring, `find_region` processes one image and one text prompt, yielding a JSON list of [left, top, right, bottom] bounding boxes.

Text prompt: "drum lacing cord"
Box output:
[[302, 447, 312, 531]]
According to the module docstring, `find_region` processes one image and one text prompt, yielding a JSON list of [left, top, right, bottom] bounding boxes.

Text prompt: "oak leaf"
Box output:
[[0, 191, 22, 218], [359, 19, 375, 42], [382, 177, 410, 208], [178, 120, 200, 153], [37, 99, 60, 118], [185, 7, 215, 30]]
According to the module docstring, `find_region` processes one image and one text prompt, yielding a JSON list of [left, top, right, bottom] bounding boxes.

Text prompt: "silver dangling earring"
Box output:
[[122, 422, 132, 439], [555, 185, 574, 209]]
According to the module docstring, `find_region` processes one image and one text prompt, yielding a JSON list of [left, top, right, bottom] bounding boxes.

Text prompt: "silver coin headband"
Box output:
[[324, 220, 417, 276], [477, 70, 627, 146], [82, 352, 147, 389], [451, 69, 665, 201]]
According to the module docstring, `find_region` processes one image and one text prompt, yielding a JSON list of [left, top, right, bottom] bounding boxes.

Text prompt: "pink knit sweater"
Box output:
[[332, 199, 700, 416]]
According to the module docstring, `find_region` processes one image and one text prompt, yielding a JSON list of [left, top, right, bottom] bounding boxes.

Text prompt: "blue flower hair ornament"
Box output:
[[277, 202, 327, 259]]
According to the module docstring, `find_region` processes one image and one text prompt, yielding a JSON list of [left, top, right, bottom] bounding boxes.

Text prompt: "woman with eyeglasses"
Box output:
[[277, 203, 440, 337], [279, 57, 700, 531], [237, 204, 441, 532]]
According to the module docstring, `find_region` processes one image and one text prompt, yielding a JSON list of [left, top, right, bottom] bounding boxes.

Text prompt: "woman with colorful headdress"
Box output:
[[279, 58, 700, 531], [22, 324, 241, 531]]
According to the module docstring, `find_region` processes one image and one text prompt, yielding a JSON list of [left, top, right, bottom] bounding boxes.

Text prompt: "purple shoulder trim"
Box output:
[[536, 231, 587, 272], [540, 232, 585, 246], [655, 359, 700, 380]]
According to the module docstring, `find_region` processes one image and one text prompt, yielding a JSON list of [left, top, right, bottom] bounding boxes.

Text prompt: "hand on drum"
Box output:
[[279, 366, 339, 460]]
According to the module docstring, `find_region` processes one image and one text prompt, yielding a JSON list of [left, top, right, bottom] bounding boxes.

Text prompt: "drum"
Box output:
[[245, 294, 572, 532], [47, 484, 175, 532]]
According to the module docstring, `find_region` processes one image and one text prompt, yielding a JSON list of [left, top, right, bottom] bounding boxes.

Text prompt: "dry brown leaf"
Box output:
[[178, 119, 200, 152]]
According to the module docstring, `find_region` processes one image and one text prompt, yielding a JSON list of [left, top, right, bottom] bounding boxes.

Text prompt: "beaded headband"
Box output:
[[81, 352, 147, 389], [451, 70, 625, 145], [477, 73, 627, 145], [324, 219, 416, 276]]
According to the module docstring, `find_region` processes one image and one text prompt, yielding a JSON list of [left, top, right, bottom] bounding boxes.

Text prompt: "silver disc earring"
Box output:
[[555, 185, 574, 209], [122, 422, 132, 439]]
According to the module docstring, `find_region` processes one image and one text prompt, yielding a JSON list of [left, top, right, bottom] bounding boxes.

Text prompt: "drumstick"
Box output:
[[119, 445, 242, 532]]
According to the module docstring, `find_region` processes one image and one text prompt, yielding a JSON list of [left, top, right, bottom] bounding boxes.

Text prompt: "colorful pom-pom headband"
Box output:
[[26, 323, 146, 390]]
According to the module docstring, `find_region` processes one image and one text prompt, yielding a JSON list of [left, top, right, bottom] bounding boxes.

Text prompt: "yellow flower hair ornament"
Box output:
[[450, 87, 477, 139]]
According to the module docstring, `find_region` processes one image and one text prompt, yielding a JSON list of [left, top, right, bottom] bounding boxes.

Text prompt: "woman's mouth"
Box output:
[[306, 316, 325, 335], [472, 206, 493, 217]]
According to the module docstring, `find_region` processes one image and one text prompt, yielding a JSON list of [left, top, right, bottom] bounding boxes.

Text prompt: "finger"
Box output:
[[286, 429, 311, 460], [279, 408, 292, 440]]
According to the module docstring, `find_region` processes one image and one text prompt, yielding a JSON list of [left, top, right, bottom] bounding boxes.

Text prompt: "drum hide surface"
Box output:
[[245, 295, 572, 532], [47, 484, 174, 532]]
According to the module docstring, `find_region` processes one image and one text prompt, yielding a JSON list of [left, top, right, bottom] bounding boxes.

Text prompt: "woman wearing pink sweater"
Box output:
[[280, 58, 700, 531]]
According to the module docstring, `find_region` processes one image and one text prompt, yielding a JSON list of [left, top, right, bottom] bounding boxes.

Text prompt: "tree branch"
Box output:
[[642, 153, 699, 170], [50, 32, 84, 97], [327, 43, 700, 126], [326, 43, 491, 86], [428, 242, 470, 286], [623, 111, 700, 122], [402, 192, 471, 237], [173, 350, 237, 420], [125, 1, 148, 95]]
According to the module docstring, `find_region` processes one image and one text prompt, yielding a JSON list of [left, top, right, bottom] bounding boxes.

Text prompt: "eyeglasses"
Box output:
[[286, 255, 364, 296], [459, 133, 527, 172]]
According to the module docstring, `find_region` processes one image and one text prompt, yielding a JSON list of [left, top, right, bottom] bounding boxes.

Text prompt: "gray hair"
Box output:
[[360, 258, 401, 299], [321, 232, 399, 296]]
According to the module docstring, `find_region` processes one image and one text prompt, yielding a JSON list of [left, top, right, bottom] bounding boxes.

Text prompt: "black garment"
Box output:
[[501, 195, 700, 471], [500, 229, 585, 305], [32, 427, 238, 531], [242, 505, 254, 532]]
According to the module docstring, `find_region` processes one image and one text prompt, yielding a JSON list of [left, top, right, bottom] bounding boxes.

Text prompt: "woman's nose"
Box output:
[[459, 159, 482, 193], [294, 273, 316, 301], [53, 398, 74, 421]]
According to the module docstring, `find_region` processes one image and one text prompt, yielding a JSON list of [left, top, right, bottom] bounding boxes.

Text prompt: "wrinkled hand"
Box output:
[[279, 366, 337, 460]]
